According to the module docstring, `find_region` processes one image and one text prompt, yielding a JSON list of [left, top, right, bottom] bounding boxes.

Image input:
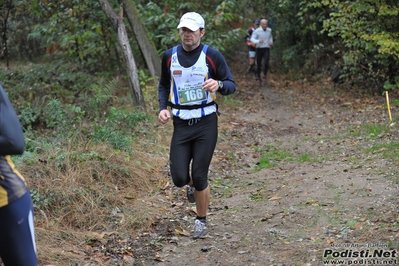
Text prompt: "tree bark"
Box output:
[[0, 0, 13, 68], [121, 0, 161, 82], [98, 0, 146, 110]]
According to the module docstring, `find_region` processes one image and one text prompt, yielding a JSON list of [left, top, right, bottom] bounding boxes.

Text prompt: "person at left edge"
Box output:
[[158, 12, 236, 239], [0, 84, 38, 266]]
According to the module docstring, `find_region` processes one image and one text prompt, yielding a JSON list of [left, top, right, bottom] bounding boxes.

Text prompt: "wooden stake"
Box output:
[[385, 91, 392, 123]]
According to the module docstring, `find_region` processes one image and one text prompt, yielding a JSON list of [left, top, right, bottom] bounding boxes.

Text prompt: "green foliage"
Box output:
[[3, 0, 399, 94], [91, 125, 133, 152], [308, 0, 399, 91], [30, 188, 55, 210], [17, 104, 40, 131], [384, 76, 399, 91], [262, 0, 310, 73], [52, 150, 106, 173], [138, 69, 155, 87], [0, 61, 98, 104], [84, 77, 120, 118], [389, 99, 399, 107], [42, 98, 85, 131], [281, 43, 306, 71], [199, 1, 246, 53], [89, 106, 149, 152], [137, 2, 179, 55], [0, 1, 43, 60], [1, 59, 152, 157], [138, 0, 244, 54], [14, 96, 85, 137], [28, 0, 116, 72], [106, 106, 148, 130], [42, 98, 67, 129]]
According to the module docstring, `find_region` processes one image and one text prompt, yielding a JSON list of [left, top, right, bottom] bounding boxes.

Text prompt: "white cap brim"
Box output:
[[177, 21, 200, 31]]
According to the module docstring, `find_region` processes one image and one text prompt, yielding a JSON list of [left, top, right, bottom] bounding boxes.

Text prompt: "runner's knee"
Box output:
[[193, 179, 208, 191], [171, 173, 189, 188]]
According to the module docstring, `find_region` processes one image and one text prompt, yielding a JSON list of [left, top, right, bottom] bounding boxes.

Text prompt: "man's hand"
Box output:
[[158, 109, 171, 124], [202, 78, 219, 93]]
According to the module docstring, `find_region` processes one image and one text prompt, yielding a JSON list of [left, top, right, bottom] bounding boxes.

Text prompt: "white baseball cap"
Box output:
[[177, 12, 205, 31]]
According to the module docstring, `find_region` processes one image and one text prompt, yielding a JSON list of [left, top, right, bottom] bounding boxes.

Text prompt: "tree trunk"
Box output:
[[0, 0, 13, 68], [98, 0, 146, 110], [121, 0, 161, 82]]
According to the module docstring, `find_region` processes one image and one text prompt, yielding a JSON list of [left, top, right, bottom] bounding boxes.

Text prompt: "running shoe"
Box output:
[[192, 219, 208, 239], [186, 185, 195, 203]]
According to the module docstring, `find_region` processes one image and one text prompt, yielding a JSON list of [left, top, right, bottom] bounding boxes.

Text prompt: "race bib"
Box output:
[[178, 85, 206, 104]]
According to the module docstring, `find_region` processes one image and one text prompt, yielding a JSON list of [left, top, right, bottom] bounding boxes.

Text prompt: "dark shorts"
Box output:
[[0, 192, 37, 266]]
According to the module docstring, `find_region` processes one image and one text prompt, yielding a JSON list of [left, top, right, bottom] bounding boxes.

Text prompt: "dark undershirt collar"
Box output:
[[181, 44, 203, 55]]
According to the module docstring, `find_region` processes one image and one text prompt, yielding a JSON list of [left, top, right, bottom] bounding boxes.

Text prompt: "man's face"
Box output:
[[261, 20, 268, 30], [179, 27, 204, 51]]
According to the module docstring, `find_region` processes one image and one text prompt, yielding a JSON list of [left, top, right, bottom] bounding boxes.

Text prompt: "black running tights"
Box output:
[[169, 113, 218, 192]]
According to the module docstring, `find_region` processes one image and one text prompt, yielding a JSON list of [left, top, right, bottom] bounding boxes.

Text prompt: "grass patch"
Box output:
[[364, 142, 399, 159], [297, 153, 326, 163], [254, 145, 326, 171], [254, 146, 292, 171], [249, 184, 270, 202], [362, 124, 388, 140], [348, 123, 391, 140], [250, 191, 265, 202], [255, 154, 278, 170], [212, 177, 233, 198], [219, 92, 244, 108]]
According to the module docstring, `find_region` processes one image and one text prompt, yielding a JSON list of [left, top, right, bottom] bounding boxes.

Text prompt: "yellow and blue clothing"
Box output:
[[0, 84, 37, 266], [0, 82, 28, 207], [0, 156, 29, 208]]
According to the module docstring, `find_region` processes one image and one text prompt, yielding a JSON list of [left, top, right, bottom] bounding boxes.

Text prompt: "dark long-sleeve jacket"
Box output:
[[0, 84, 24, 155], [0, 84, 27, 208]]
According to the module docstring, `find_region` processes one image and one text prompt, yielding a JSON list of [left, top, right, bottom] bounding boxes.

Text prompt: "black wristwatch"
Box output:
[[218, 80, 224, 89]]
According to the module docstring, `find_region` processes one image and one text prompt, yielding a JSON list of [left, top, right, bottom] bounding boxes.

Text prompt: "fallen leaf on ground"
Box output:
[[175, 228, 190, 236], [269, 196, 282, 201]]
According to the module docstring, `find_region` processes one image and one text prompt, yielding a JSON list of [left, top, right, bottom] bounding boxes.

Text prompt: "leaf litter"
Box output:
[[41, 53, 399, 266]]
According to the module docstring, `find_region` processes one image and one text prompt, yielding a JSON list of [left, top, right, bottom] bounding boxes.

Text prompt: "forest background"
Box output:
[[0, 0, 399, 265]]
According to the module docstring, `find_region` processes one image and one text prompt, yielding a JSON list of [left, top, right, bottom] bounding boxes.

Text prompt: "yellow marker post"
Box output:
[[385, 91, 392, 123]]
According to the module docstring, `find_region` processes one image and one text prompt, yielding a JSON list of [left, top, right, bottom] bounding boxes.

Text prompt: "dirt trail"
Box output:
[[132, 61, 399, 266]]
